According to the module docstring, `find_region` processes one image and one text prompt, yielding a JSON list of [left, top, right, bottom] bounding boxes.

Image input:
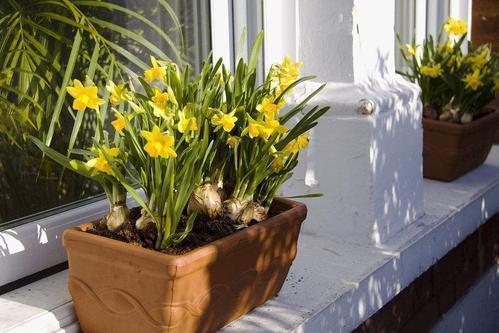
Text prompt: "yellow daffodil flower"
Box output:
[[284, 133, 309, 154], [420, 63, 442, 78], [405, 44, 416, 56], [271, 154, 287, 172], [227, 135, 241, 148], [443, 17, 468, 36], [86, 146, 120, 176], [177, 116, 198, 133], [111, 111, 126, 133], [141, 126, 177, 159], [211, 110, 238, 132], [471, 55, 488, 70], [149, 88, 172, 119], [256, 96, 283, 119], [462, 70, 483, 91], [66, 79, 105, 111], [106, 81, 128, 106], [468, 48, 490, 70], [144, 56, 166, 83], [279, 56, 302, 91], [241, 118, 263, 139], [241, 117, 287, 140], [152, 89, 169, 106], [260, 119, 288, 140]]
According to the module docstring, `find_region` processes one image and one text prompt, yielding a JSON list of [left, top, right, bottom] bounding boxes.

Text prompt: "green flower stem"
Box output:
[[111, 182, 126, 206]]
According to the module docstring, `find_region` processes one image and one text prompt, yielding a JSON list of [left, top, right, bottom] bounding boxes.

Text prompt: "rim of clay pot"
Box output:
[[423, 110, 499, 134], [63, 198, 307, 267]]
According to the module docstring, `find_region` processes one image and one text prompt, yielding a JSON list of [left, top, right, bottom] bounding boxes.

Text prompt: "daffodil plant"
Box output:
[[215, 48, 328, 224], [399, 18, 499, 123], [31, 76, 130, 231], [30, 33, 328, 250]]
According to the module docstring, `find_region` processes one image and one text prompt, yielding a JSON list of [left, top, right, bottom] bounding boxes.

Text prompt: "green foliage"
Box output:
[[25, 29, 329, 249], [398, 19, 499, 122], [0, 0, 184, 145]]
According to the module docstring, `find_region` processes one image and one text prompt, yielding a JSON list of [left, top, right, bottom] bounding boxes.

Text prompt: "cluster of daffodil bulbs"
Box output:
[[399, 17, 499, 123], [31, 33, 329, 249]]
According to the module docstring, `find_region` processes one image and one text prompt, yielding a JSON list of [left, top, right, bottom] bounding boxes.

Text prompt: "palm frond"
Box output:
[[0, 0, 185, 145]]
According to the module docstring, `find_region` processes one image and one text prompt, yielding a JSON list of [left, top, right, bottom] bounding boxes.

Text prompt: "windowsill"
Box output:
[[2, 146, 499, 333]]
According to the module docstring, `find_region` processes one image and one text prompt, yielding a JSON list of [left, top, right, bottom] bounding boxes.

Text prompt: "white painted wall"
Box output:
[[277, 0, 424, 244], [298, 0, 396, 83]]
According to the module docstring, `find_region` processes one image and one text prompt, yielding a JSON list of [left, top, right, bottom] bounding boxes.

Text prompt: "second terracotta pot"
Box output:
[[63, 198, 306, 333], [423, 110, 499, 181]]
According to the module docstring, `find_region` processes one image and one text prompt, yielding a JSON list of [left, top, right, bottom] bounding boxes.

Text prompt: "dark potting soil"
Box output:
[[86, 207, 247, 255], [423, 106, 494, 122]]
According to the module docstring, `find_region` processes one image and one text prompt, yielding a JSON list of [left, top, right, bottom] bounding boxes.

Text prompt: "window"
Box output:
[[0, 0, 211, 228], [0, 0, 211, 286], [395, 0, 472, 72]]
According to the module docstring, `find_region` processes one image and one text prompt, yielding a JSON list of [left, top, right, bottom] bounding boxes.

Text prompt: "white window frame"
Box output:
[[211, 0, 266, 79], [0, 199, 109, 286], [395, 0, 473, 71]]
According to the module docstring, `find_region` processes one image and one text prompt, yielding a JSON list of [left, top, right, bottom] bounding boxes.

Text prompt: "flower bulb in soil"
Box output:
[[223, 197, 244, 222], [187, 183, 223, 220], [106, 204, 129, 231], [240, 201, 266, 225], [135, 208, 154, 230]]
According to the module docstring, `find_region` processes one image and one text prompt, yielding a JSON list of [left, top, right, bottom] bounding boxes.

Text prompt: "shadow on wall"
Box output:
[[281, 48, 423, 245]]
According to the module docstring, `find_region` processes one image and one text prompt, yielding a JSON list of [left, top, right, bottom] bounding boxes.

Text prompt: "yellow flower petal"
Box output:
[[443, 17, 468, 36], [144, 56, 166, 83], [141, 126, 176, 159], [66, 79, 104, 112], [211, 112, 237, 132]]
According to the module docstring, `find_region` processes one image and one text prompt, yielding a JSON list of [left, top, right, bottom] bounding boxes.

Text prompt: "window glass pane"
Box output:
[[0, 0, 211, 227]]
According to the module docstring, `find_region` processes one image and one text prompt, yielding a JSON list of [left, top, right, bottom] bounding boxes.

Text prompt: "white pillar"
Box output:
[[277, 0, 424, 244]]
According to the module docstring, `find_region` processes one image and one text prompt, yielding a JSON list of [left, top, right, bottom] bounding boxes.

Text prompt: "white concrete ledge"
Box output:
[[2, 146, 499, 333]]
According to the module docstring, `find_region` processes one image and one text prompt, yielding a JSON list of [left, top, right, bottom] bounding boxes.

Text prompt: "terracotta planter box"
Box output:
[[63, 198, 306, 333], [423, 111, 499, 181]]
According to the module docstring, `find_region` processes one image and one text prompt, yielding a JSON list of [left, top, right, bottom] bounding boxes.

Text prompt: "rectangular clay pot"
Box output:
[[63, 198, 306, 333], [423, 111, 499, 181]]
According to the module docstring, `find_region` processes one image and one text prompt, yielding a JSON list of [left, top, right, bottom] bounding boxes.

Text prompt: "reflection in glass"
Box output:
[[0, 0, 211, 226]]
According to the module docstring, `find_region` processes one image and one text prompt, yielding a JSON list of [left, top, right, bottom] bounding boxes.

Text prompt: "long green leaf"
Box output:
[[248, 31, 264, 73], [45, 25, 82, 146], [67, 40, 100, 155]]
